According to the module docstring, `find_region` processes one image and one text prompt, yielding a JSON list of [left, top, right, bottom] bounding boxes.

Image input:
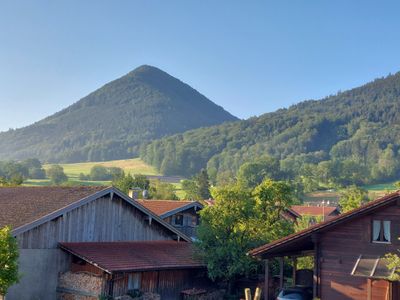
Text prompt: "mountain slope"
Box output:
[[141, 72, 400, 184], [0, 65, 238, 162]]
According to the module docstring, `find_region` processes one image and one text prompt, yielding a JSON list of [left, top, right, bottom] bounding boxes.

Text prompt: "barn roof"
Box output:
[[250, 191, 400, 258], [291, 205, 339, 217], [0, 186, 191, 241], [59, 241, 205, 273], [0, 186, 106, 229], [137, 200, 203, 218]]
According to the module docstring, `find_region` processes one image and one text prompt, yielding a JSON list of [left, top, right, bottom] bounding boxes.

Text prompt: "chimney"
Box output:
[[128, 187, 142, 200]]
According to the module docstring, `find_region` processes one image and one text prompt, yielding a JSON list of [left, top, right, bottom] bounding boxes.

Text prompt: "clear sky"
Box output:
[[1, 0, 400, 132]]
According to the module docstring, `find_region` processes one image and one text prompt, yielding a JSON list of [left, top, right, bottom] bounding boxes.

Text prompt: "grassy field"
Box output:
[[303, 181, 399, 205], [24, 158, 158, 188], [43, 158, 159, 180]]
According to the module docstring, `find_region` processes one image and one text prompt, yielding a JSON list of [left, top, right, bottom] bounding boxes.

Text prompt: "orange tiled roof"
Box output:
[[291, 205, 338, 217], [137, 200, 201, 216]]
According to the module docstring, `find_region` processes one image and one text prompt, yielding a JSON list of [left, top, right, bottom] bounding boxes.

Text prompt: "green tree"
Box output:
[[196, 169, 211, 199], [237, 157, 281, 188], [46, 165, 68, 185], [339, 185, 368, 213], [181, 179, 201, 200], [89, 165, 110, 181], [196, 179, 294, 289], [0, 226, 19, 296], [112, 173, 150, 194], [150, 180, 178, 200], [293, 215, 323, 270]]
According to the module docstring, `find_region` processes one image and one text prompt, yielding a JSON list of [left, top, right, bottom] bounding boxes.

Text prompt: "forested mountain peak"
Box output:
[[0, 65, 238, 162], [141, 72, 400, 186]]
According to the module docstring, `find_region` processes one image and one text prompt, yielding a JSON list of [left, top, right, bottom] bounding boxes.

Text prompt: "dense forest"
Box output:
[[141, 72, 400, 187], [0, 65, 237, 163]]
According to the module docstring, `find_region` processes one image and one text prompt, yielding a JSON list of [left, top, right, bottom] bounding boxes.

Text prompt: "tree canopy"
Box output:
[[141, 72, 400, 189], [196, 179, 294, 285], [0, 226, 19, 296]]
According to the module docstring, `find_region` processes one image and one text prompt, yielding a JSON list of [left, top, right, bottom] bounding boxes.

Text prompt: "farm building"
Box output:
[[0, 186, 206, 300], [136, 199, 204, 239], [250, 191, 400, 300]]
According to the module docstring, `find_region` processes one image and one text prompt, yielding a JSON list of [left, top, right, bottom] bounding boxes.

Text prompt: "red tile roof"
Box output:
[[291, 205, 339, 217], [137, 200, 201, 216], [0, 186, 108, 229], [250, 191, 400, 257], [60, 241, 205, 273]]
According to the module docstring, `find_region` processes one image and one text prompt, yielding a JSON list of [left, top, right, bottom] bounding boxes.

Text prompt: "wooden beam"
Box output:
[[312, 235, 320, 299], [264, 259, 269, 300], [367, 279, 372, 300], [279, 257, 284, 289], [292, 257, 297, 286]]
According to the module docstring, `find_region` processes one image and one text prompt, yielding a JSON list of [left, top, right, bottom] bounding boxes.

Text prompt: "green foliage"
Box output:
[[385, 253, 400, 281], [149, 180, 178, 200], [46, 165, 68, 185], [141, 73, 400, 187], [0, 226, 19, 296], [293, 215, 323, 270], [339, 185, 368, 213], [181, 179, 201, 200], [237, 157, 281, 188], [181, 169, 211, 200], [0, 65, 237, 163], [196, 179, 294, 284], [89, 165, 124, 181], [112, 173, 150, 194]]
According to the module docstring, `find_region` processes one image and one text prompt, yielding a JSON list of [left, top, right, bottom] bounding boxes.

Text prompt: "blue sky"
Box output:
[[1, 1, 400, 132]]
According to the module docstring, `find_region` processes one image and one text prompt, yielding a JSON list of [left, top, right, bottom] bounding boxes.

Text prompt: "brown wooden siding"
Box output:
[[320, 204, 400, 300], [16, 195, 173, 249], [112, 269, 207, 299]]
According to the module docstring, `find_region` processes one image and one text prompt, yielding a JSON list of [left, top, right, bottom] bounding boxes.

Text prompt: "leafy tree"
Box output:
[[0, 226, 19, 296], [385, 253, 400, 281], [89, 165, 110, 181], [196, 179, 294, 289], [237, 157, 281, 188], [150, 180, 178, 200], [46, 165, 68, 185], [196, 169, 211, 199], [112, 173, 150, 195], [181, 179, 201, 200], [339, 185, 368, 213], [294, 215, 323, 270]]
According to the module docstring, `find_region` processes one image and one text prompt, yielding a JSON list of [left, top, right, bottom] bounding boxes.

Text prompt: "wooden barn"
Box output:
[[59, 241, 207, 299], [136, 199, 204, 240], [250, 191, 400, 300], [0, 186, 206, 300]]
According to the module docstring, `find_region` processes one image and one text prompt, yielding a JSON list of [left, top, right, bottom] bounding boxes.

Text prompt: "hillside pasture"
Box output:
[[43, 158, 159, 180]]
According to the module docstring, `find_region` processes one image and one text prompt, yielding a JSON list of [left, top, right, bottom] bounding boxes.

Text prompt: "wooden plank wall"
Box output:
[[319, 204, 400, 300], [112, 269, 206, 299], [17, 195, 173, 249]]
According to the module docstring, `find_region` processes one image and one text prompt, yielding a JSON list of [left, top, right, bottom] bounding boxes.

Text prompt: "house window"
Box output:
[[174, 214, 183, 226], [372, 220, 391, 243], [191, 215, 199, 227]]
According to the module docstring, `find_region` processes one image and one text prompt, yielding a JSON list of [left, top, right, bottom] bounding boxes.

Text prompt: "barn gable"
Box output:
[[2, 186, 190, 300]]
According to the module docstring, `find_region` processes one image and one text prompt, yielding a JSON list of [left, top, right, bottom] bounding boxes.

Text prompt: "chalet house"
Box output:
[[0, 186, 206, 300], [136, 199, 204, 240], [250, 191, 400, 300]]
